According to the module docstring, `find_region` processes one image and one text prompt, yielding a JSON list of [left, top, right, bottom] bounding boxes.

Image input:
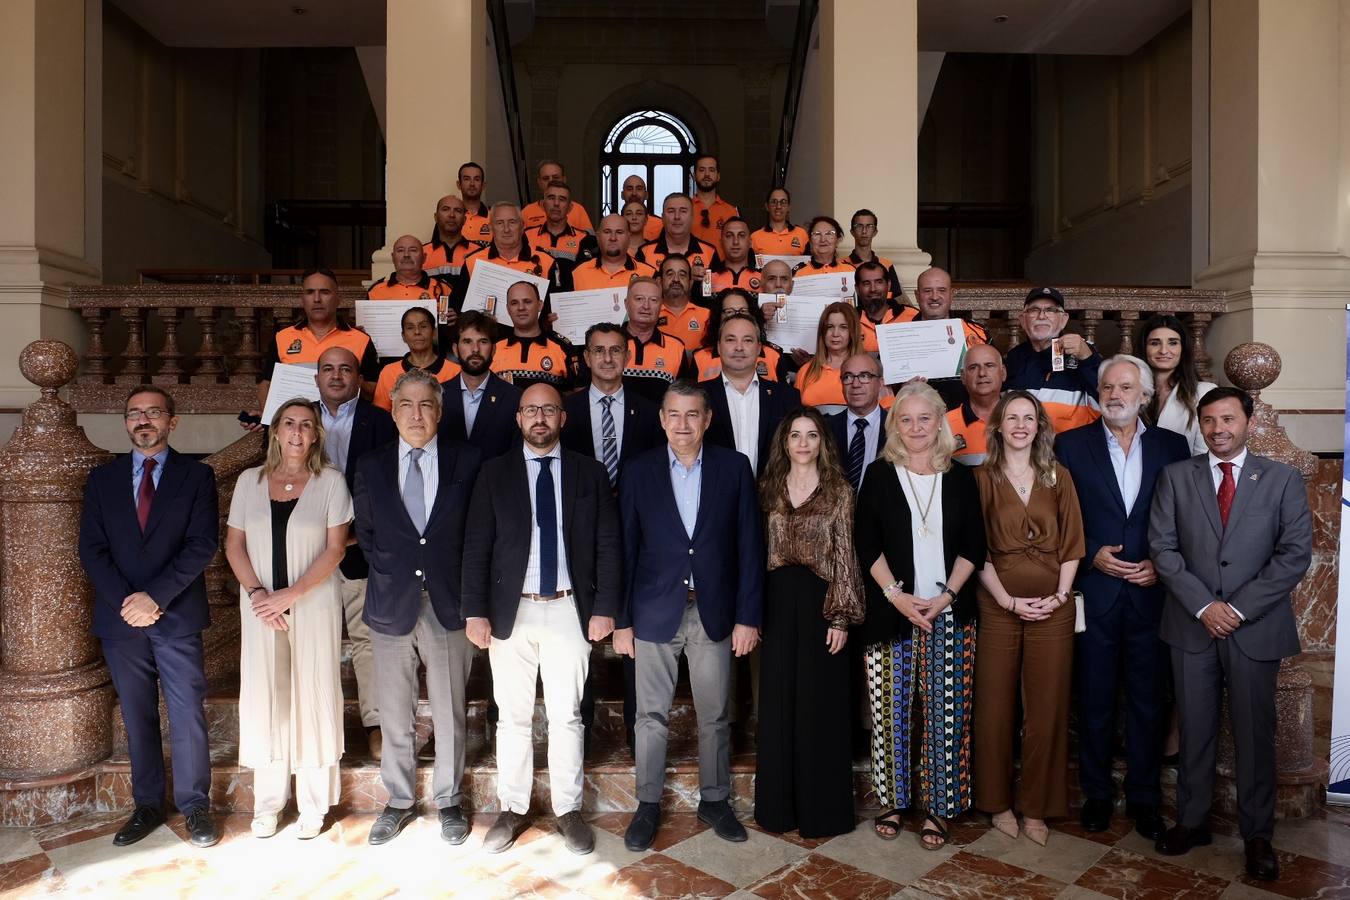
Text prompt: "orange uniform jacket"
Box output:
[[794, 358, 847, 408], [708, 261, 763, 294], [463, 200, 493, 245], [261, 322, 381, 384], [691, 195, 739, 246], [491, 331, 576, 392], [751, 224, 810, 258], [657, 303, 711, 351], [623, 330, 693, 404], [423, 231, 480, 279], [637, 234, 718, 275], [522, 200, 594, 233], [373, 355, 461, 411], [947, 401, 990, 466], [570, 256, 656, 291], [525, 223, 599, 266]]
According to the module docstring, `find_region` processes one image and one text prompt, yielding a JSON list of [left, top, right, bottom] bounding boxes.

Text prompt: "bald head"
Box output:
[[960, 343, 1005, 403], [435, 194, 467, 240], [598, 213, 628, 259], [915, 266, 954, 319], [316, 346, 361, 407], [517, 383, 565, 451], [392, 234, 425, 280]]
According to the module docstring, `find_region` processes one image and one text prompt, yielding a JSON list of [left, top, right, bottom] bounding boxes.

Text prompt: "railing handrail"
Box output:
[[771, 0, 819, 191], [488, 0, 531, 207]]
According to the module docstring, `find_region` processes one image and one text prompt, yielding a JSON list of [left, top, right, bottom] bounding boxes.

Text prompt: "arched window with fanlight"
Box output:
[[599, 110, 698, 216]]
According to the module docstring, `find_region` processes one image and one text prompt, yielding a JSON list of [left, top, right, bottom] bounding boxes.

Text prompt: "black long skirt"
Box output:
[[753, 565, 856, 838]]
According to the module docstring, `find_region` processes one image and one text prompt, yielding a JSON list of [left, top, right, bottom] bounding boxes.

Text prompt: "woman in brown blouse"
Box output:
[[753, 406, 864, 839], [974, 390, 1085, 847]]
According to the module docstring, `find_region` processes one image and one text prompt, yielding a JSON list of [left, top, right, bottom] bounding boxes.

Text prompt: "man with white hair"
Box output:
[[1053, 355, 1190, 841]]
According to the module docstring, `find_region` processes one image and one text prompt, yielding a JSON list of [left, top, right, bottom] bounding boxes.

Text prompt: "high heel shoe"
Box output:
[[990, 810, 1020, 839], [1023, 819, 1050, 846]]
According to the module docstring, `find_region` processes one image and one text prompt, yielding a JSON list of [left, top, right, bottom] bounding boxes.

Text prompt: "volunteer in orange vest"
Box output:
[[947, 344, 1005, 467], [750, 187, 809, 260], [793, 301, 862, 414], [572, 214, 656, 291], [521, 160, 594, 232], [709, 217, 762, 294], [622, 174, 664, 242], [656, 254, 711, 352], [846, 209, 903, 298], [690, 154, 739, 246], [458, 161, 492, 244]]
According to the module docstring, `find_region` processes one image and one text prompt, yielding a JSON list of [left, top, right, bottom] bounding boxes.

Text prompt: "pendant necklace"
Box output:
[[903, 467, 938, 538]]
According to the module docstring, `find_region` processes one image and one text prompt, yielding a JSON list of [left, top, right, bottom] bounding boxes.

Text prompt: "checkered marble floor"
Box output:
[[2, 804, 1349, 898]]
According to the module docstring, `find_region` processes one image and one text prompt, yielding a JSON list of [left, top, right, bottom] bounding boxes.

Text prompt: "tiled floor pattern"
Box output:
[[2, 804, 1349, 898]]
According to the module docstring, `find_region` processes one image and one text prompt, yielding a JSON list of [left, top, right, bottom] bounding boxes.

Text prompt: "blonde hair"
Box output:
[[798, 302, 862, 392], [261, 399, 327, 481], [982, 390, 1058, 487], [880, 382, 957, 472]]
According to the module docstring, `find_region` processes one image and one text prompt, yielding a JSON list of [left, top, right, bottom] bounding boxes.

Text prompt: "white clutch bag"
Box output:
[[1073, 591, 1086, 633]]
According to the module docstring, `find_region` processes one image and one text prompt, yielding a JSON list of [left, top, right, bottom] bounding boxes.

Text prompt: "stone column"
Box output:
[[1195, 0, 1350, 452], [817, 0, 930, 288], [373, 0, 487, 278], [0, 341, 113, 780]]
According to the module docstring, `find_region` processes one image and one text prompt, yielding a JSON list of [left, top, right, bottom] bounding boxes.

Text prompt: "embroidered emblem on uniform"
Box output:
[[655, 358, 666, 369], [791, 238, 801, 249], [688, 320, 700, 331], [541, 357, 553, 371], [757, 361, 768, 376], [286, 339, 303, 354], [750, 277, 761, 290], [953, 434, 967, 451], [657, 316, 668, 327]]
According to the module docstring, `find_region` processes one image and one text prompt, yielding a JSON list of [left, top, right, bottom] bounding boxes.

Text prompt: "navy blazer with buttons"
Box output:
[[78, 448, 220, 639], [438, 372, 522, 461], [352, 436, 482, 636], [617, 443, 764, 643], [702, 377, 800, 477], [559, 387, 664, 476], [337, 399, 398, 579]]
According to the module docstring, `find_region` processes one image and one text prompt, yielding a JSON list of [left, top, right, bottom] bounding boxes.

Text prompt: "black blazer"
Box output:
[[352, 436, 482, 636], [854, 459, 987, 645], [460, 448, 622, 639], [559, 388, 664, 477], [337, 399, 398, 579], [703, 378, 801, 476], [78, 449, 219, 639], [827, 407, 889, 470], [438, 373, 522, 461]]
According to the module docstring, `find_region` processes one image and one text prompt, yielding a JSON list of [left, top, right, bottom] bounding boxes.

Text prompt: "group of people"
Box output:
[[75, 157, 1311, 886]]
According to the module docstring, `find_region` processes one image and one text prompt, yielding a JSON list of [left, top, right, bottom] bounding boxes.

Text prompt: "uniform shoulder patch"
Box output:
[[286, 339, 303, 355]]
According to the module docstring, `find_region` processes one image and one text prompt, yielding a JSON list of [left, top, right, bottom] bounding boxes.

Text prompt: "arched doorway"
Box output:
[[598, 109, 698, 216]]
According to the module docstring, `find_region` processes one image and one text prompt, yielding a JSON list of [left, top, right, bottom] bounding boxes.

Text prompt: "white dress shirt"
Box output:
[[396, 437, 438, 521], [522, 443, 572, 593], [320, 394, 361, 473], [723, 375, 761, 473], [1157, 380, 1217, 456], [1104, 419, 1146, 514], [847, 405, 884, 471], [1197, 446, 1248, 620], [589, 384, 626, 461]]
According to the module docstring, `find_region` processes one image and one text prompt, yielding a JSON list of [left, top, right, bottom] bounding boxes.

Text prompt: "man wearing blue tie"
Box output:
[[614, 381, 765, 852], [827, 353, 887, 491], [353, 369, 482, 846]]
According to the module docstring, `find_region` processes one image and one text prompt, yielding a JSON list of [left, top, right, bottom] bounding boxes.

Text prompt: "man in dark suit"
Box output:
[[315, 346, 397, 759], [78, 385, 220, 848], [1149, 387, 1312, 882], [1054, 355, 1190, 840], [438, 310, 522, 460], [827, 353, 888, 490], [462, 384, 622, 855], [703, 312, 799, 476], [614, 380, 765, 852], [353, 368, 482, 847]]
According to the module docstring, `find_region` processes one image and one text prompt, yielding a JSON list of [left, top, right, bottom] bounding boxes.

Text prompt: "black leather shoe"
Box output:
[[624, 801, 661, 851], [1127, 804, 1166, 841], [1245, 837, 1280, 881], [368, 805, 416, 845], [484, 810, 529, 854], [439, 805, 469, 845], [1080, 798, 1113, 832], [697, 799, 747, 843], [1155, 824, 1212, 856], [557, 811, 595, 855], [184, 808, 220, 848], [113, 805, 164, 846]]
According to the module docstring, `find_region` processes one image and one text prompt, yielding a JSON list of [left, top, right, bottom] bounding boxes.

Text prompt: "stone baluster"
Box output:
[[116, 308, 147, 385], [1078, 309, 1102, 347], [1184, 312, 1215, 381], [0, 342, 114, 784], [80, 309, 109, 384], [231, 306, 261, 384], [1004, 311, 1023, 348], [1117, 310, 1140, 356], [154, 307, 183, 384], [191, 306, 223, 384]]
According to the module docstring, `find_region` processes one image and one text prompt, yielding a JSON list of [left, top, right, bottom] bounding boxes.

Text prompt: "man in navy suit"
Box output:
[[316, 346, 397, 759], [614, 381, 765, 851], [353, 368, 482, 847], [78, 386, 220, 848], [827, 353, 888, 490], [438, 310, 522, 460], [1055, 355, 1190, 840], [703, 312, 799, 477]]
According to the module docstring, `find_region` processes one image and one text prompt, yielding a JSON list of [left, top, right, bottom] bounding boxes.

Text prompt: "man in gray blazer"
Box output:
[[1148, 387, 1311, 883]]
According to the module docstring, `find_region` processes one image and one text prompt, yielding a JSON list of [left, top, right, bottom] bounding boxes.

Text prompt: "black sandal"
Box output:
[[920, 813, 949, 850], [873, 808, 903, 840]]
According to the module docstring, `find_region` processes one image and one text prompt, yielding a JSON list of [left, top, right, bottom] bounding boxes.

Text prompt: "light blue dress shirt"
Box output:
[[523, 443, 572, 593], [320, 394, 361, 473], [462, 376, 489, 435], [131, 447, 169, 500], [668, 445, 703, 589], [397, 438, 438, 522], [1104, 419, 1146, 514]]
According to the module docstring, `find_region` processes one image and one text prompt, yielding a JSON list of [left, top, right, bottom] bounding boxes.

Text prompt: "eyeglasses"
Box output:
[[840, 372, 878, 385], [766, 199, 790, 207], [700, 209, 711, 227], [852, 223, 877, 232], [520, 404, 562, 418], [810, 231, 838, 240], [124, 408, 169, 421], [1024, 305, 1062, 318]]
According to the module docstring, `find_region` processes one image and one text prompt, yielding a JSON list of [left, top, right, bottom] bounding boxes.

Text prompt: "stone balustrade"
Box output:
[[65, 283, 1228, 413]]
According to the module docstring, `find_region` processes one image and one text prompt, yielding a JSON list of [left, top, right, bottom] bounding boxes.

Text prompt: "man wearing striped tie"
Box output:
[[827, 354, 887, 491]]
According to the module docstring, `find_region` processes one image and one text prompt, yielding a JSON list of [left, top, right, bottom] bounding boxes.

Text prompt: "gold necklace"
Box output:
[[1006, 465, 1035, 497], [903, 467, 939, 538]]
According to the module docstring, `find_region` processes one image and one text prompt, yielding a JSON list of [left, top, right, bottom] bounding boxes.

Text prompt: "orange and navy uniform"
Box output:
[[848, 249, 904, 298], [372, 355, 461, 411], [858, 302, 919, 353], [465, 242, 571, 294], [751, 224, 810, 258], [1003, 340, 1102, 433], [708, 259, 762, 294], [794, 357, 847, 408], [522, 200, 594, 233], [693, 343, 787, 383], [947, 401, 990, 466], [525, 223, 599, 270], [622, 330, 693, 404], [367, 272, 454, 303], [571, 256, 655, 291], [657, 303, 711, 352], [491, 330, 576, 392], [423, 230, 480, 280], [261, 320, 381, 385], [640, 214, 664, 242], [793, 256, 857, 278], [463, 200, 493, 244], [637, 234, 718, 276], [691, 195, 739, 246]]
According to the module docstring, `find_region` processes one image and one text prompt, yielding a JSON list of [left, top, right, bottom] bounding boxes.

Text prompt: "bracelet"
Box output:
[[246, 586, 264, 597], [882, 580, 904, 598], [936, 581, 958, 602]]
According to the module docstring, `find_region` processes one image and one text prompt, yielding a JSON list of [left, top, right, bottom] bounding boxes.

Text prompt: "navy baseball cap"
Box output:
[[1024, 286, 1065, 307]]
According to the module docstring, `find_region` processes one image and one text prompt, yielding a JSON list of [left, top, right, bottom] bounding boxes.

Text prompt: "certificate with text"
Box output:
[[550, 288, 628, 345], [791, 271, 856, 300], [755, 253, 809, 270], [876, 318, 967, 383], [462, 260, 551, 322], [759, 293, 832, 352], [355, 300, 438, 358], [262, 363, 322, 423]]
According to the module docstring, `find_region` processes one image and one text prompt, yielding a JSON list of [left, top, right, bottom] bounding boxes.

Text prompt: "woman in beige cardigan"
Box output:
[[225, 398, 352, 839]]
